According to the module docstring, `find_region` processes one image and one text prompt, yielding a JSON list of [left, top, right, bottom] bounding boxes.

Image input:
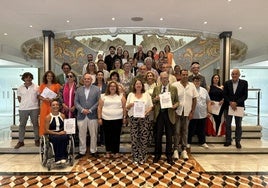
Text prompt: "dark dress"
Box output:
[[49, 113, 69, 162], [208, 85, 225, 136]]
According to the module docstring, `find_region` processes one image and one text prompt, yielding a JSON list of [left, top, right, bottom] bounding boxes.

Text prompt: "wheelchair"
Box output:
[[40, 134, 75, 171]]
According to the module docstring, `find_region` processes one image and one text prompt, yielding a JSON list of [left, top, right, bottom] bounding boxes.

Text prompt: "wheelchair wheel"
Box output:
[[40, 136, 47, 167], [68, 135, 75, 166]]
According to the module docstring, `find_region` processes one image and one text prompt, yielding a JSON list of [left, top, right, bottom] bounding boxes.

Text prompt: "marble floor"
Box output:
[[0, 115, 268, 187]]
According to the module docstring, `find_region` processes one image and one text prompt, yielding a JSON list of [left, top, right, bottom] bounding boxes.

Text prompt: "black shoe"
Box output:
[[14, 141, 24, 149], [167, 158, 175, 165], [91, 152, 99, 158], [153, 156, 160, 163], [75, 153, 85, 159], [236, 142, 242, 149], [224, 142, 231, 147]]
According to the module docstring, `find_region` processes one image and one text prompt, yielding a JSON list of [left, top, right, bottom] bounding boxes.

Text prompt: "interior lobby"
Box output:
[[1, 0, 268, 187]]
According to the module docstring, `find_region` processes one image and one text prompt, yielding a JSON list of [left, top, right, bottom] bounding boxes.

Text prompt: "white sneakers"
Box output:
[[201, 143, 209, 149], [173, 149, 189, 160], [173, 150, 179, 159], [181, 150, 189, 160]]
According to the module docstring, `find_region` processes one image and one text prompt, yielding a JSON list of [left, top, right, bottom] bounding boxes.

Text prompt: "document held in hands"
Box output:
[[40, 87, 57, 99], [211, 101, 222, 115], [228, 106, 244, 117], [159, 92, 172, 109], [64, 118, 76, 134], [133, 101, 145, 118]]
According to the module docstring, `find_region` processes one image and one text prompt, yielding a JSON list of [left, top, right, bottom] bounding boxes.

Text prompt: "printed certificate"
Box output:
[[40, 87, 57, 99], [160, 92, 172, 109], [211, 101, 222, 115], [133, 101, 145, 118], [228, 106, 244, 117], [64, 118, 76, 134]]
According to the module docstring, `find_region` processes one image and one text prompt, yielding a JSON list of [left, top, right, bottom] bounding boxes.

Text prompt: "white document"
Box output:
[[228, 106, 244, 117], [211, 101, 222, 115], [40, 87, 57, 99], [159, 92, 172, 109], [133, 101, 145, 118], [64, 118, 76, 134]]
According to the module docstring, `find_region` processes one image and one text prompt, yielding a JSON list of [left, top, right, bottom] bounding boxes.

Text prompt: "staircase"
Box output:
[[3, 124, 267, 154]]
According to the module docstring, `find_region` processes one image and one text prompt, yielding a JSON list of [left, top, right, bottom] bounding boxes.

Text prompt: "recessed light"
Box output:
[[227, 0, 231, 2], [239, 26, 243, 30], [131, 17, 143, 22], [29, 25, 33, 28], [4, 33, 8, 36], [203, 21, 208, 25], [160, 17, 164, 21], [112, 17, 115, 21], [66, 20, 70, 23]]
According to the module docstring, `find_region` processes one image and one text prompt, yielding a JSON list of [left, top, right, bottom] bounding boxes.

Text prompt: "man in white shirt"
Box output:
[[172, 69, 198, 160], [14, 72, 40, 149]]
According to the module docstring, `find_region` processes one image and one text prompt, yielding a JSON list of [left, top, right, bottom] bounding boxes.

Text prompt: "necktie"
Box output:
[[163, 86, 166, 93]]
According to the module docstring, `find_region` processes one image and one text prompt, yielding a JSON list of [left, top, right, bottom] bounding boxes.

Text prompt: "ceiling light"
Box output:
[[29, 25, 33, 28], [4, 33, 8, 36], [66, 20, 70, 23], [112, 17, 115, 21], [203, 21, 208, 25], [239, 26, 243, 30], [160, 17, 164, 21], [227, 0, 231, 2]]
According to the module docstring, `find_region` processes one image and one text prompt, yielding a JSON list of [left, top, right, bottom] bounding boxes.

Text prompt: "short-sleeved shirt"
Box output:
[[17, 83, 39, 110], [193, 87, 210, 119], [172, 81, 198, 116], [126, 92, 153, 117]]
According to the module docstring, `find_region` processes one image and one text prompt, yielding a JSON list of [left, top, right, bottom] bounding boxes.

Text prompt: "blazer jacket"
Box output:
[[223, 79, 248, 108], [74, 85, 100, 120], [56, 74, 65, 85], [152, 84, 179, 124]]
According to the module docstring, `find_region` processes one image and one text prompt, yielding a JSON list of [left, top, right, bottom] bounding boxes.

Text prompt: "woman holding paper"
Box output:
[[39, 70, 61, 136], [97, 81, 126, 159], [126, 79, 153, 164], [207, 74, 225, 136], [45, 99, 68, 164]]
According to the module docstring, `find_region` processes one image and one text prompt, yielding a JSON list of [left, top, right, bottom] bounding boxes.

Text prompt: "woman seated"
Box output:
[[45, 99, 69, 164]]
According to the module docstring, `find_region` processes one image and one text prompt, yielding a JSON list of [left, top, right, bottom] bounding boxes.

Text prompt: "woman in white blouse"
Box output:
[[97, 81, 127, 159], [126, 79, 153, 164]]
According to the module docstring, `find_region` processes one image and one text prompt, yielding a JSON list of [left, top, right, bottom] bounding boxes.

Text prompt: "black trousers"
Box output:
[[154, 110, 173, 158], [103, 119, 122, 154], [188, 118, 206, 145]]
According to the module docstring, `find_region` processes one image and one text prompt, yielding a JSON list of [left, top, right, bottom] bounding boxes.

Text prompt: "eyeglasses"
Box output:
[[66, 75, 73, 78]]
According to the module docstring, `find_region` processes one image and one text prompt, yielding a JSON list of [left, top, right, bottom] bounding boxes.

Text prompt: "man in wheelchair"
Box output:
[[43, 99, 72, 166]]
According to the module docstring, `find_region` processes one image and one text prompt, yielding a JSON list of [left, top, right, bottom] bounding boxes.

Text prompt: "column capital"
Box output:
[[42, 30, 55, 38], [219, 31, 232, 39]]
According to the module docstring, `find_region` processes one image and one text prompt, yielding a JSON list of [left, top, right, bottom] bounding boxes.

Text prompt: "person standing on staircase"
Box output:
[[14, 72, 40, 149], [223, 69, 248, 149]]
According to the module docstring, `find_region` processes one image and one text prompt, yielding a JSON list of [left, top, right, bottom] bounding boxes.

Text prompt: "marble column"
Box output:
[[219, 31, 232, 82], [42, 30, 55, 72]]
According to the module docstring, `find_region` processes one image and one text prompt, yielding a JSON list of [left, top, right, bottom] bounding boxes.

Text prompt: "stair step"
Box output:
[[2, 141, 268, 154]]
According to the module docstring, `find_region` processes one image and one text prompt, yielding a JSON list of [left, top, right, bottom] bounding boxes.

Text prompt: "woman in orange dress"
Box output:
[[39, 70, 61, 136]]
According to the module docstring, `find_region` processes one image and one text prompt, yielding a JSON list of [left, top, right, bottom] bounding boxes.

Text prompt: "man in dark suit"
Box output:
[[223, 69, 248, 149], [74, 73, 100, 159], [152, 72, 179, 165]]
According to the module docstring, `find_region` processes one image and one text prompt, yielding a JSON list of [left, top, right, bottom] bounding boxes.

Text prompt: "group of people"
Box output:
[[14, 44, 248, 166]]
